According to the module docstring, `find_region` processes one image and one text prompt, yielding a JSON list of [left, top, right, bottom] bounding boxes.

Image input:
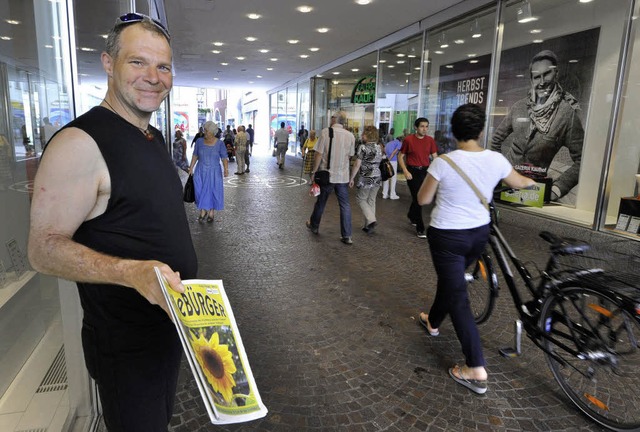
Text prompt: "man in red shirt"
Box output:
[[398, 117, 438, 238]]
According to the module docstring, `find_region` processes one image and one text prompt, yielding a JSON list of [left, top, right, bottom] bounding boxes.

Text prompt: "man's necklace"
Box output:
[[102, 100, 154, 141]]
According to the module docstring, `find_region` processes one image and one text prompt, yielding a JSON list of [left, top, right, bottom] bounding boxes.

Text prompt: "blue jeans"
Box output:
[[309, 182, 352, 238], [427, 224, 490, 368]]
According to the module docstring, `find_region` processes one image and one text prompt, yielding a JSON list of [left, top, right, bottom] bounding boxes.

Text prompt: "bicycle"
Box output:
[[465, 197, 640, 431]]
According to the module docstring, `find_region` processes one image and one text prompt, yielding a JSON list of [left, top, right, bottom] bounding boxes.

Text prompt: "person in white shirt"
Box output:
[[417, 103, 534, 395], [274, 122, 290, 169]]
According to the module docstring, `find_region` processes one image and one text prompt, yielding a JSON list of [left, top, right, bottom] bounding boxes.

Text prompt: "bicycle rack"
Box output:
[[499, 319, 522, 358]]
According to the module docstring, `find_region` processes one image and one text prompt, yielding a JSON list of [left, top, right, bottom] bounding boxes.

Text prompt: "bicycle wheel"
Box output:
[[540, 285, 640, 430], [466, 253, 496, 324]]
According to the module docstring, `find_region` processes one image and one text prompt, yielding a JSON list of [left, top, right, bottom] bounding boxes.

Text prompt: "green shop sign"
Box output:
[[351, 76, 376, 104], [500, 182, 546, 208]]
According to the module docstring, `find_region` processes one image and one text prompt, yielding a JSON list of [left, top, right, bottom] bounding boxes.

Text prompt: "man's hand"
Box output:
[[404, 171, 413, 180], [127, 261, 185, 317]]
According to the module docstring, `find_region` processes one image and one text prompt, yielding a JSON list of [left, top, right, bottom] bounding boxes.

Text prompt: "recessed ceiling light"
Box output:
[[407, 54, 416, 58], [569, 59, 579, 63], [396, 53, 406, 57], [213, 77, 219, 80], [516, 74, 524, 78], [446, 65, 453, 69], [332, 80, 339, 84], [414, 67, 420, 70], [434, 50, 444, 54], [469, 60, 479, 64], [236, 56, 245, 60], [259, 49, 270, 53], [404, 72, 412, 76], [454, 39, 465, 44], [533, 39, 544, 43], [79, 47, 96, 52], [530, 29, 542, 34], [297, 6, 313, 13], [288, 39, 299, 44], [379, 59, 387, 63], [101, 34, 108, 39], [270, 58, 278, 61], [387, 65, 395, 68], [221, 62, 228, 66], [317, 74, 323, 77], [0, 36, 13, 41], [372, 65, 378, 68], [245, 37, 257, 42], [5, 20, 20, 25], [397, 60, 405, 64], [579, 0, 593, 3], [332, 71, 340, 75], [213, 42, 224, 46], [45, 44, 53, 48], [309, 47, 319, 52], [300, 54, 309, 58], [467, 53, 477, 58], [316, 27, 329, 33], [257, 75, 262, 78], [247, 13, 261, 19], [211, 50, 221, 54], [351, 68, 359, 72], [356, 0, 371, 4]]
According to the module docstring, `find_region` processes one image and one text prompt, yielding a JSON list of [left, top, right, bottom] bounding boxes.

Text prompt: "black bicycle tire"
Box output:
[[539, 284, 640, 431], [468, 253, 496, 324]]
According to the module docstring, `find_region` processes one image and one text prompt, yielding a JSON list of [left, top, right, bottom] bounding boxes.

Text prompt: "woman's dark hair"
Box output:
[[450, 103, 486, 142]]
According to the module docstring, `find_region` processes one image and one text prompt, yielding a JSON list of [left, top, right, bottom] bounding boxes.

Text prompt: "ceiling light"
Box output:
[[414, 67, 420, 70], [267, 67, 274, 71], [387, 65, 395, 68], [396, 60, 405, 64], [532, 39, 544, 43], [332, 71, 340, 75], [517, 0, 538, 23], [446, 65, 453, 69], [372, 65, 378, 68], [213, 42, 224, 46], [396, 53, 406, 57], [45, 44, 53, 48], [101, 34, 108, 39], [257, 75, 262, 78], [471, 18, 482, 38], [579, 0, 594, 2], [309, 47, 319, 52], [379, 59, 387, 63], [351, 68, 359, 72], [467, 53, 477, 58], [454, 39, 465, 44], [434, 50, 444, 54], [236, 56, 245, 60], [316, 27, 329, 33], [270, 58, 278, 61], [211, 50, 221, 54], [300, 54, 309, 58], [213, 77, 219, 81], [80, 47, 96, 52], [245, 37, 257, 42], [530, 29, 542, 34], [404, 72, 412, 76], [259, 49, 269, 53], [469, 60, 479, 64], [5, 19, 20, 25], [317, 74, 323, 77], [221, 62, 228, 66], [247, 13, 261, 19], [408, 54, 416, 58], [569, 59, 579, 63], [356, 0, 371, 4], [288, 39, 299, 44], [297, 6, 313, 12], [0, 36, 13, 41], [332, 80, 339, 84]]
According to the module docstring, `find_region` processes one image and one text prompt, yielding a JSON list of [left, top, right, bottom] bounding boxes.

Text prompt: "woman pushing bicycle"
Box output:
[[416, 103, 534, 394]]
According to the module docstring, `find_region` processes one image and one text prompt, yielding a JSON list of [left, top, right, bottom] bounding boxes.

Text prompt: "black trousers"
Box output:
[[406, 166, 428, 233], [81, 320, 182, 432]]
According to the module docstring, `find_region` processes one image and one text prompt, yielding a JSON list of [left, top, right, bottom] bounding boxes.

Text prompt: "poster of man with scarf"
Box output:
[[489, 28, 600, 206]]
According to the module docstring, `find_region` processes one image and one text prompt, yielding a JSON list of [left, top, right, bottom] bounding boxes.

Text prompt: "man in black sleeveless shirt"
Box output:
[[28, 14, 196, 432]]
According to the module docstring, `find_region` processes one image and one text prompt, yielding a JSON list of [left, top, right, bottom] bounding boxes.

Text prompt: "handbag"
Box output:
[[183, 174, 195, 203], [314, 128, 333, 187], [380, 158, 395, 181]]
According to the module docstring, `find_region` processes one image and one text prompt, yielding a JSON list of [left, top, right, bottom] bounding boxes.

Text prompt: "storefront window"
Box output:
[[490, 0, 632, 225], [286, 85, 297, 153], [0, 0, 80, 430], [297, 82, 310, 156], [604, 2, 640, 238], [420, 9, 496, 153], [378, 35, 423, 141]]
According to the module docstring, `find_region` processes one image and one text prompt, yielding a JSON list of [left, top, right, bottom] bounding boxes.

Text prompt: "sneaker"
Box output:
[[306, 220, 318, 234], [366, 221, 377, 233], [416, 231, 427, 239], [341, 236, 353, 245], [390, 195, 400, 200], [382, 195, 389, 199], [245, 169, 250, 173]]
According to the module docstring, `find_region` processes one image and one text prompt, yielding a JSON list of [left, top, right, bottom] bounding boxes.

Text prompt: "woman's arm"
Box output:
[[349, 158, 362, 188], [503, 169, 536, 189], [417, 174, 439, 205]]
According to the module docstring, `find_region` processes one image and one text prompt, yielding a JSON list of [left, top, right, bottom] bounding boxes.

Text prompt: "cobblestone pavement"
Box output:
[[168, 152, 612, 432]]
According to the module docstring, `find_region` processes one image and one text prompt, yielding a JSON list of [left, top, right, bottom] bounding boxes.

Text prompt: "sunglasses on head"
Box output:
[[115, 13, 171, 40]]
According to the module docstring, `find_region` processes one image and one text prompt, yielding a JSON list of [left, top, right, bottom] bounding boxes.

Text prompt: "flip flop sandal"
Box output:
[[418, 313, 439, 336], [206, 216, 214, 223], [449, 365, 488, 395]]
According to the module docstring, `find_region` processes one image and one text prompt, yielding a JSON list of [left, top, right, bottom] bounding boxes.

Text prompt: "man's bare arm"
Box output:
[[28, 128, 183, 315]]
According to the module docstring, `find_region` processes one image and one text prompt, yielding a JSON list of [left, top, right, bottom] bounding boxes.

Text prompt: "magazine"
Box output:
[[154, 268, 268, 424]]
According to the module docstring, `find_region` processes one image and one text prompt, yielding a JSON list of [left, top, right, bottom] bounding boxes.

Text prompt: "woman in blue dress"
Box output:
[[188, 121, 229, 222]]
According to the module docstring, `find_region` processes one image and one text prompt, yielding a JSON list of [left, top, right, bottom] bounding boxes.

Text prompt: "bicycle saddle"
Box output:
[[539, 231, 590, 255]]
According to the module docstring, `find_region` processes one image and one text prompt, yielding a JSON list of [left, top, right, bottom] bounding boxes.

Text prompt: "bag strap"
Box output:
[[326, 127, 334, 170], [439, 154, 489, 211]]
